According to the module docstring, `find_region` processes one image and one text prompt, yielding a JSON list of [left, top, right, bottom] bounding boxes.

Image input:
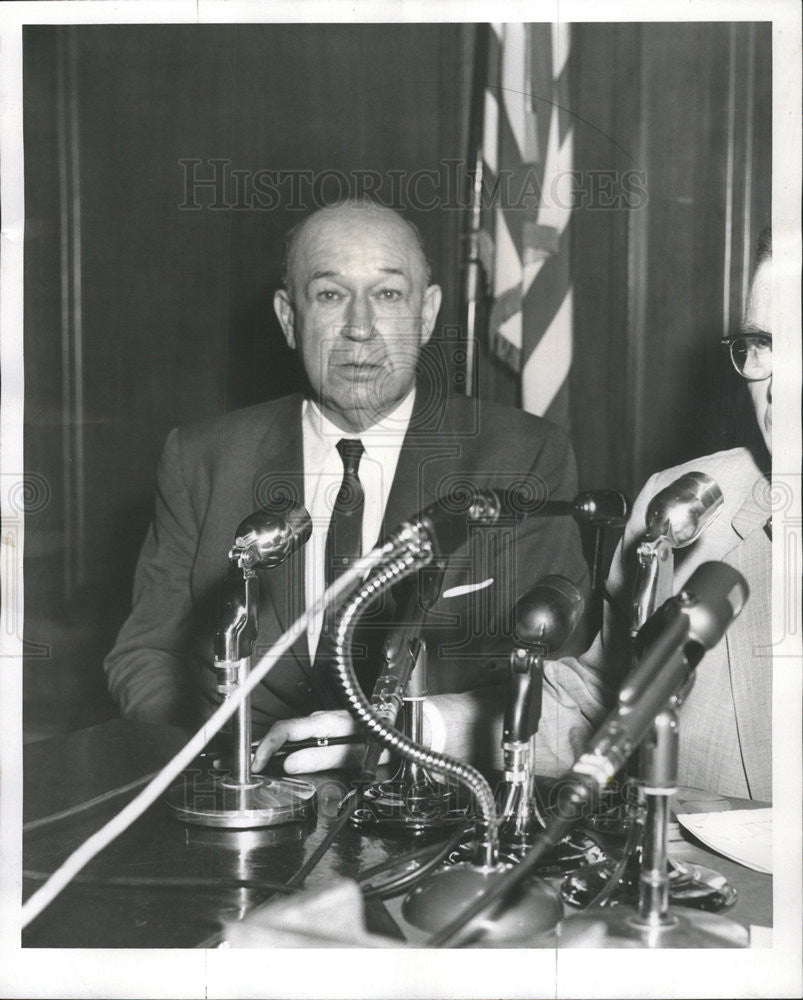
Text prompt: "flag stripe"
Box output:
[[555, 47, 573, 147], [480, 22, 574, 423], [522, 283, 573, 416], [530, 24, 554, 170], [521, 222, 571, 360]]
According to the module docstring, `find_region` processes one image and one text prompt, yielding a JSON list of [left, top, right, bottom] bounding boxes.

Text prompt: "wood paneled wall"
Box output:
[[569, 22, 771, 497], [22, 23, 473, 727]]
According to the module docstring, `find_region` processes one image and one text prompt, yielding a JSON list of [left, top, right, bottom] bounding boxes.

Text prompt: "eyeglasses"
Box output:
[[721, 333, 772, 381]]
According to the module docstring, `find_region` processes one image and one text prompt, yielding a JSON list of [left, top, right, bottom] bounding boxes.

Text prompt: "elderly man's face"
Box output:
[[742, 259, 772, 455], [274, 207, 442, 433]]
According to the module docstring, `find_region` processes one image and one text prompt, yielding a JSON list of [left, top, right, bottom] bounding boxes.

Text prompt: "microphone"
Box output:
[[644, 472, 724, 547], [387, 487, 628, 558], [501, 577, 585, 850], [388, 488, 521, 557], [572, 489, 630, 526], [512, 576, 586, 654], [559, 561, 748, 810], [536, 490, 631, 526], [632, 472, 724, 633], [207, 503, 316, 803], [229, 504, 312, 569], [506, 576, 585, 744], [216, 503, 312, 672], [371, 566, 447, 723]]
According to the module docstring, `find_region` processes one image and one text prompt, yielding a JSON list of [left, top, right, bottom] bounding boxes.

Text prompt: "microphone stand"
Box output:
[[568, 474, 735, 911], [497, 639, 604, 874], [550, 687, 747, 947], [350, 565, 470, 833], [351, 639, 470, 833], [166, 519, 317, 828], [426, 562, 749, 948]]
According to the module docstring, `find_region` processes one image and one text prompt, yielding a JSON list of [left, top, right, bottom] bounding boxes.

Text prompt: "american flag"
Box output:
[[478, 22, 574, 429]]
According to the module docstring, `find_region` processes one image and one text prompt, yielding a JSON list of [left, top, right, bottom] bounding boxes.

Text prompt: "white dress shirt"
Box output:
[[301, 391, 415, 659]]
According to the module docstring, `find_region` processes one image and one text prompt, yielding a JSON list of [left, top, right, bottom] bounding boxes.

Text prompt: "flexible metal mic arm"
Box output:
[[330, 521, 501, 865], [358, 563, 447, 787]]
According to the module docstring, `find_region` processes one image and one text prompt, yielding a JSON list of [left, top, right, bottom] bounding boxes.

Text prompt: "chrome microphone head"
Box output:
[[513, 576, 585, 653], [231, 504, 312, 569], [644, 472, 724, 548]]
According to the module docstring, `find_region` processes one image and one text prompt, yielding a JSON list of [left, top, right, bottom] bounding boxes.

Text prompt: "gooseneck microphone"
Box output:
[[387, 488, 521, 557]]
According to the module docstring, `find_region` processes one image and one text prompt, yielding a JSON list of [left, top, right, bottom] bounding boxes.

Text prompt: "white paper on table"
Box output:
[[676, 807, 773, 874]]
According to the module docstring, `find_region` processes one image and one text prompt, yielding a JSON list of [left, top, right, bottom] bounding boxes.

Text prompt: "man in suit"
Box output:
[[104, 201, 590, 771], [527, 228, 774, 798]]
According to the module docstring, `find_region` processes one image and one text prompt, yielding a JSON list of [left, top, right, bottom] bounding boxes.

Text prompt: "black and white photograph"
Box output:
[[1, 1, 800, 997]]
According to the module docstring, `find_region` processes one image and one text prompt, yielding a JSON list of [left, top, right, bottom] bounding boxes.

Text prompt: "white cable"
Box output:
[[21, 542, 393, 929]]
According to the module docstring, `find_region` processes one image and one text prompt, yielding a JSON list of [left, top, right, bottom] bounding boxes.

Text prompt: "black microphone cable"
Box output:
[[358, 822, 474, 901]]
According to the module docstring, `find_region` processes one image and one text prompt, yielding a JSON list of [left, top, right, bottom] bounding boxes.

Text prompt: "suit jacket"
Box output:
[[104, 390, 589, 737], [563, 447, 772, 800]]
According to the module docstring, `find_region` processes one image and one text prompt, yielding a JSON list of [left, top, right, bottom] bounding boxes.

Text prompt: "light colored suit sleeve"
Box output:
[[423, 647, 614, 775]]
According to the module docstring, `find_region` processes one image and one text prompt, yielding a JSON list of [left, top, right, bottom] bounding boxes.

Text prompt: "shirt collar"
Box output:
[[731, 472, 773, 541], [302, 390, 415, 453]]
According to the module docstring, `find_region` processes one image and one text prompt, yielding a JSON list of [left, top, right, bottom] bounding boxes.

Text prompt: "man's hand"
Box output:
[[252, 709, 389, 774]]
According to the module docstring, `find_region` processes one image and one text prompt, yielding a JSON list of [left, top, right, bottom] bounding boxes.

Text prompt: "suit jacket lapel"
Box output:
[[382, 391, 464, 540], [381, 394, 484, 631]]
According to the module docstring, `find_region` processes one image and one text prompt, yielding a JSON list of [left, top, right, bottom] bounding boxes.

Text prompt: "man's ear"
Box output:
[[420, 284, 442, 347], [273, 289, 296, 349]]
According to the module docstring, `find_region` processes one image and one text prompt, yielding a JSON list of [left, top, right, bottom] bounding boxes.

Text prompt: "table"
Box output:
[[22, 720, 772, 948]]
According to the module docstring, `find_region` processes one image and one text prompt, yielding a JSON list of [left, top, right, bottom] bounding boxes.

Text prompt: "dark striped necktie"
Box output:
[[325, 438, 365, 588], [316, 438, 369, 687]]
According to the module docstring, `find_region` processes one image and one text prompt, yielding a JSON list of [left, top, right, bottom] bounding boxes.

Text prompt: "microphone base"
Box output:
[[165, 772, 316, 829], [402, 862, 562, 945], [561, 854, 737, 912], [350, 774, 471, 834], [497, 828, 607, 875], [537, 904, 748, 948]]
